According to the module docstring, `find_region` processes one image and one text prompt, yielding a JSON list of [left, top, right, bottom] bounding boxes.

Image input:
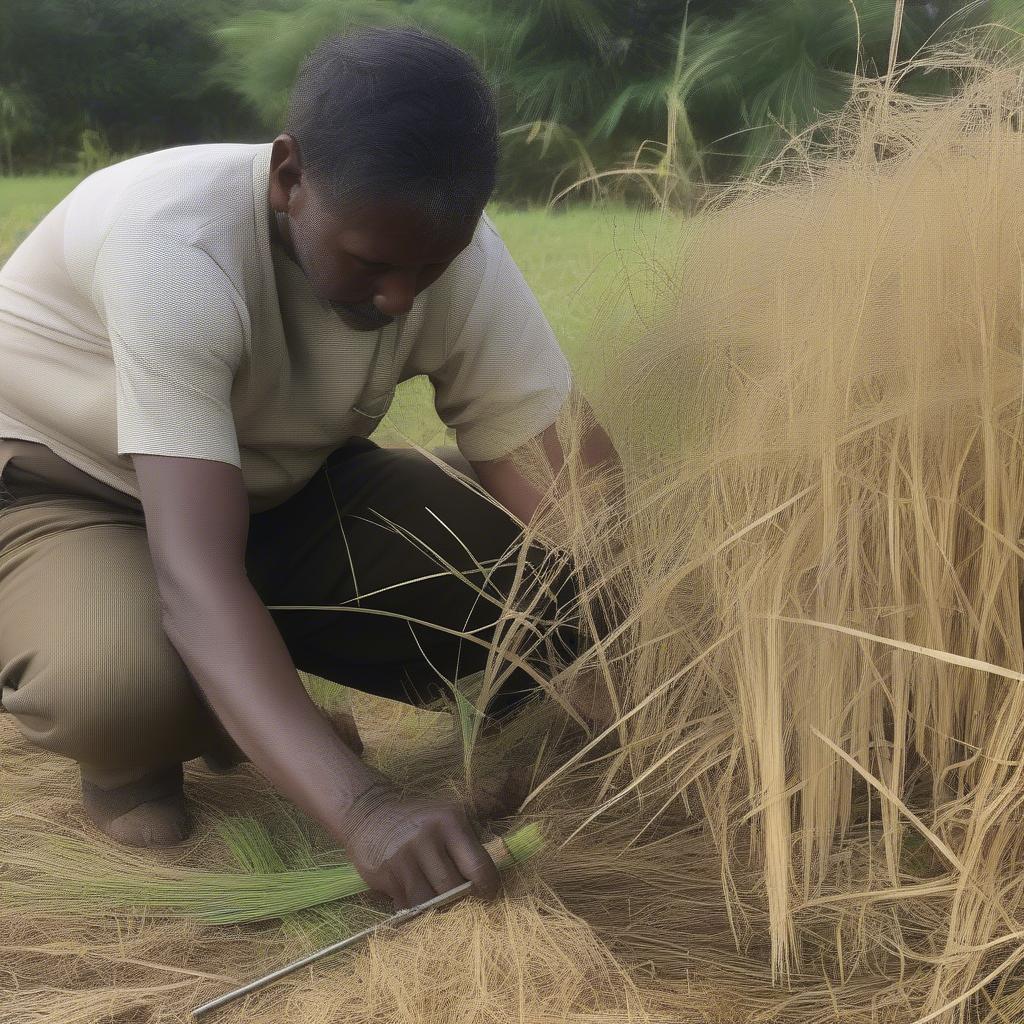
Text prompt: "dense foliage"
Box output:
[[1, 0, 1019, 204]]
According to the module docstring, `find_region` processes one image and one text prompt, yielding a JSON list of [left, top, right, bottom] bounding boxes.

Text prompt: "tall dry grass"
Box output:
[[487, 27, 1024, 1022]]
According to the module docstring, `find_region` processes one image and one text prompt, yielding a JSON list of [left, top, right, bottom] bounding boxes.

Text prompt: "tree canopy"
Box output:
[[0, 0, 1015, 206]]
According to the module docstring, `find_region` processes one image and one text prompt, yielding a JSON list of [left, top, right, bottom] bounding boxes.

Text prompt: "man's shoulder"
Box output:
[[70, 143, 264, 249], [66, 143, 268, 301], [474, 209, 509, 261]]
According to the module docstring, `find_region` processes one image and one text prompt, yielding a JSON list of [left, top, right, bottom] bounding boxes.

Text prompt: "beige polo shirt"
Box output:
[[0, 142, 573, 514]]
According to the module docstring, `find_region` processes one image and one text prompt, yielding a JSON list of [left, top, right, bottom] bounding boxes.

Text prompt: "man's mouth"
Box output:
[[329, 299, 395, 330]]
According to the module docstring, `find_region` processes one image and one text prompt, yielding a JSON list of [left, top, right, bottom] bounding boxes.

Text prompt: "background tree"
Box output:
[[0, 84, 38, 176], [1, 0, 1020, 203], [682, 0, 976, 178], [208, 0, 992, 207], [0, 0, 267, 173]]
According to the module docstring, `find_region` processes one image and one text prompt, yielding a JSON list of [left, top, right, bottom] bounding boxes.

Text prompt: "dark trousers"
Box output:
[[0, 437, 584, 781], [243, 436, 580, 719]]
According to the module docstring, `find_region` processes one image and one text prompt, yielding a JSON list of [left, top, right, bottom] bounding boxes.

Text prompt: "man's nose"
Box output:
[[373, 270, 418, 317]]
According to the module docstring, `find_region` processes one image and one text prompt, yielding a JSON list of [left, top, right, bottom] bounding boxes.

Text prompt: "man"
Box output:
[[0, 26, 619, 912]]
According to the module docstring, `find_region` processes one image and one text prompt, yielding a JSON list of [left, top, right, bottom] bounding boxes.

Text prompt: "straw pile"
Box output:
[[7, 28, 1024, 1024]]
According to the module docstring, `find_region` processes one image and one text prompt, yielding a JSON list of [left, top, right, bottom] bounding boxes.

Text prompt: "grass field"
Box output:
[[1, 171, 682, 450]]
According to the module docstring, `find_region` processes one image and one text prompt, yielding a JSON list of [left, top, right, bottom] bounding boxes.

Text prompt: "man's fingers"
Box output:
[[371, 866, 406, 911], [417, 837, 470, 896], [392, 856, 435, 909], [447, 828, 502, 901]]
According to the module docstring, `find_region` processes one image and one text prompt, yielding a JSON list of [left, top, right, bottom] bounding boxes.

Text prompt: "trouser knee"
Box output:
[[0, 503, 226, 776], [3, 644, 223, 775]]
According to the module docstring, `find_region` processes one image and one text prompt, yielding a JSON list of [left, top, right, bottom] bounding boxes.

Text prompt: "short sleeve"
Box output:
[[92, 230, 246, 468], [429, 226, 573, 463]]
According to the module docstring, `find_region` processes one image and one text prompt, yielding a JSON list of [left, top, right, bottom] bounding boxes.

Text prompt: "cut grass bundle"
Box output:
[[0, 814, 545, 926]]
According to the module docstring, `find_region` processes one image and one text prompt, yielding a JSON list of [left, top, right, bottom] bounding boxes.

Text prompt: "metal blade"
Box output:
[[191, 879, 475, 1018]]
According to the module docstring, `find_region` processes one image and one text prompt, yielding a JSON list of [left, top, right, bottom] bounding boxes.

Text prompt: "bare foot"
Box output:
[[80, 762, 190, 847]]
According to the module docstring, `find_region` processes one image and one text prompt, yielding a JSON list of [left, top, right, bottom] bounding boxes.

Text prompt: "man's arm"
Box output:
[[134, 452, 503, 909], [132, 454, 382, 841], [470, 397, 621, 527]]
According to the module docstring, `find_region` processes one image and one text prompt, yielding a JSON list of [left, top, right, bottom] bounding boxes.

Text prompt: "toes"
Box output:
[[106, 798, 190, 847], [83, 783, 191, 847]]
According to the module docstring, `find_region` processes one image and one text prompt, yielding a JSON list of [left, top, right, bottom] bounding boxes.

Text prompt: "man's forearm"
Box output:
[[472, 416, 622, 529], [159, 571, 388, 843]]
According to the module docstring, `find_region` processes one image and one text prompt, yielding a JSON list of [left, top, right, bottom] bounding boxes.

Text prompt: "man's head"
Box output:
[[268, 26, 500, 331]]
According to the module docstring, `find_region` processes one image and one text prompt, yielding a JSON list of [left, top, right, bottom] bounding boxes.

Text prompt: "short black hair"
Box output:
[[284, 26, 499, 234]]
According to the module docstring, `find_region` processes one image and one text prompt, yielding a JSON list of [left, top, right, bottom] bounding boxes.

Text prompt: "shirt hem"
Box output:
[[0, 414, 141, 502]]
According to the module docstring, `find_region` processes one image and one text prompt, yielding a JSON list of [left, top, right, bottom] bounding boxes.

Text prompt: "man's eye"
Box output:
[[349, 256, 447, 274], [354, 257, 386, 270]]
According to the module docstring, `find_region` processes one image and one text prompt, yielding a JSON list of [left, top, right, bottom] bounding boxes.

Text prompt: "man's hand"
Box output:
[[336, 775, 503, 911], [461, 758, 534, 823]]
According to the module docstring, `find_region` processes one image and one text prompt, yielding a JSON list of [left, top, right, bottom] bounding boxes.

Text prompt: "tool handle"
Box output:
[[482, 833, 512, 871]]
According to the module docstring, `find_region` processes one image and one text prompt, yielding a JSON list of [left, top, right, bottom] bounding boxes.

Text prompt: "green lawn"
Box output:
[[1, 172, 683, 449], [0, 174, 83, 256]]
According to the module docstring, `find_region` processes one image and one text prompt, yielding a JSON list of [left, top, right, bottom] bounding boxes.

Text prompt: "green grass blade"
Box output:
[[0, 819, 546, 926]]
